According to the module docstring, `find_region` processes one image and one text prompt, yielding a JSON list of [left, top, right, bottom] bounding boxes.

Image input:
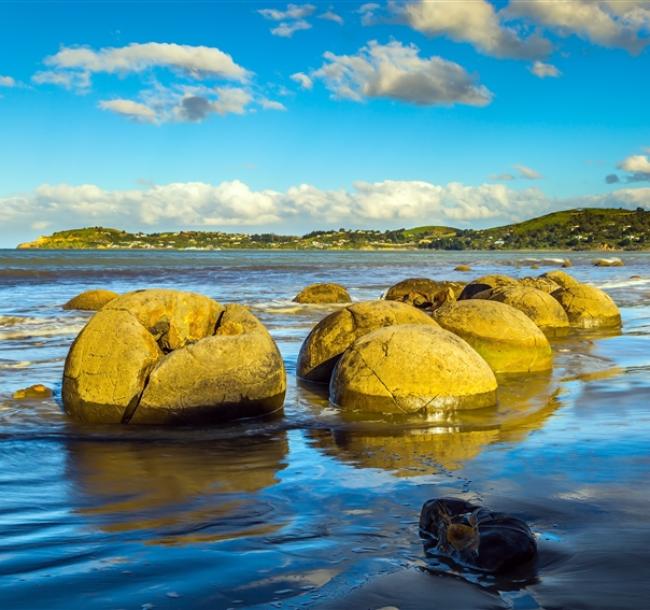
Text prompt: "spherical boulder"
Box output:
[[293, 282, 351, 304], [329, 325, 497, 414], [458, 274, 518, 300], [475, 285, 569, 332], [63, 291, 286, 424], [434, 300, 552, 373], [539, 270, 580, 289], [63, 289, 118, 311], [103, 288, 223, 351], [519, 276, 560, 294], [384, 278, 464, 309], [297, 300, 439, 383], [552, 284, 621, 329], [593, 257, 624, 267]]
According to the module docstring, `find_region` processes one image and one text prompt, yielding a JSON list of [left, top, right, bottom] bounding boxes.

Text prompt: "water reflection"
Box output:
[[310, 373, 560, 476], [65, 432, 289, 545]]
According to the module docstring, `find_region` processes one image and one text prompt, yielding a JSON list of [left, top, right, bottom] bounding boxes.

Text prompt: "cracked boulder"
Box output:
[[297, 300, 439, 383], [457, 274, 519, 300], [329, 324, 497, 414], [519, 276, 560, 294], [63, 289, 119, 311], [552, 284, 621, 329], [62, 291, 286, 424], [383, 278, 464, 310], [473, 285, 569, 333], [539, 270, 580, 289], [293, 282, 351, 304], [434, 300, 552, 374]]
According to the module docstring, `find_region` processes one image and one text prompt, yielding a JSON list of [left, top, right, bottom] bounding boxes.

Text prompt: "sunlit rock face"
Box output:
[[293, 283, 351, 304], [63, 290, 286, 424], [63, 289, 119, 311], [434, 299, 553, 374], [552, 284, 622, 329], [297, 300, 439, 383], [457, 274, 519, 300], [383, 277, 464, 310], [329, 324, 498, 414]]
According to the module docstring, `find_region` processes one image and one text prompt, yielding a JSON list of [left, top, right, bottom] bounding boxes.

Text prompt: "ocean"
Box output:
[[1, 249, 650, 609]]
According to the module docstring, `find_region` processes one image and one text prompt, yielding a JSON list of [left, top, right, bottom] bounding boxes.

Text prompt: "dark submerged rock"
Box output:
[[419, 497, 537, 574]]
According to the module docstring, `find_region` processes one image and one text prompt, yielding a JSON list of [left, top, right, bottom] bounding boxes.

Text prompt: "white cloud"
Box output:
[[319, 10, 344, 25], [400, 0, 552, 59], [271, 19, 312, 37], [358, 3, 381, 26], [617, 154, 650, 181], [42, 42, 249, 82], [32, 69, 91, 92], [515, 164, 543, 180], [530, 61, 561, 78], [507, 0, 650, 54], [6, 178, 649, 241], [0, 75, 16, 87], [291, 71, 313, 89], [260, 98, 287, 111], [211, 87, 252, 115], [99, 99, 158, 122], [258, 3, 315, 21], [311, 40, 492, 107]]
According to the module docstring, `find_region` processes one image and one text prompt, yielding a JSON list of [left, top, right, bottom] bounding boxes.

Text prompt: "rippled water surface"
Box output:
[[1, 250, 650, 609]]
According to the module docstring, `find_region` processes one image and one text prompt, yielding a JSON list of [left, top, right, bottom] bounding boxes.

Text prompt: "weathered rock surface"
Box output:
[[329, 324, 497, 413], [104, 288, 223, 351], [293, 283, 351, 304], [434, 300, 552, 373], [63, 309, 163, 423], [297, 300, 439, 383], [593, 257, 624, 267], [13, 384, 53, 399], [454, 265, 472, 272], [552, 284, 622, 329], [133, 305, 286, 424], [63, 289, 118, 311], [539, 270, 580, 289], [519, 276, 561, 294], [384, 278, 464, 309], [475, 285, 569, 331], [419, 497, 537, 574], [458, 274, 519, 300]]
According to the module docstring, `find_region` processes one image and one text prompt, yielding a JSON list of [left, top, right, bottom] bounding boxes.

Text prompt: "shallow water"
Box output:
[[1, 250, 649, 609]]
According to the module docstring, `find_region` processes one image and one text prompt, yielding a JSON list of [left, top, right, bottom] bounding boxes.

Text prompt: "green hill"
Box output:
[[16, 207, 650, 251]]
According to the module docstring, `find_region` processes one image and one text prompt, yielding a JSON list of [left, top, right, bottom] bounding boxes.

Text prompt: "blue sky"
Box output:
[[1, 0, 649, 246]]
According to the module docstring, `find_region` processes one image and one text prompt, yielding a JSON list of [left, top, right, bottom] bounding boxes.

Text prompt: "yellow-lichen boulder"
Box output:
[[593, 257, 624, 267], [297, 300, 439, 383], [475, 285, 569, 332], [539, 270, 580, 289], [384, 278, 463, 309], [519, 276, 560, 294], [293, 283, 351, 304], [458, 275, 519, 300], [434, 300, 552, 373], [13, 384, 53, 400], [63, 289, 118, 311], [329, 325, 497, 413], [552, 284, 621, 329]]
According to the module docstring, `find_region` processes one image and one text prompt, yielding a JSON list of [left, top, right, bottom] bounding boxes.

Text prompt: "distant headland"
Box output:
[[16, 207, 650, 251]]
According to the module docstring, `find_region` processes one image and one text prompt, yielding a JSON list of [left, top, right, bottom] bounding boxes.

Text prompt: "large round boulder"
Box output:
[[552, 284, 621, 329], [293, 283, 351, 304], [384, 278, 463, 309], [594, 257, 624, 267], [519, 276, 560, 294], [474, 285, 569, 332], [458, 274, 519, 300], [63, 289, 118, 311], [104, 288, 223, 351], [329, 325, 497, 413], [63, 290, 286, 424], [297, 300, 439, 383], [434, 300, 552, 373], [539, 270, 580, 289]]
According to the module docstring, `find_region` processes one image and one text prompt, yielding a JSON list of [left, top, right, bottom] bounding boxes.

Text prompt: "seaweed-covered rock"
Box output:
[[329, 324, 497, 413], [458, 275, 519, 300], [419, 497, 537, 573], [297, 300, 439, 383], [63, 289, 118, 311], [552, 284, 622, 329], [434, 300, 552, 373], [475, 285, 569, 331], [293, 283, 351, 304], [384, 278, 463, 309]]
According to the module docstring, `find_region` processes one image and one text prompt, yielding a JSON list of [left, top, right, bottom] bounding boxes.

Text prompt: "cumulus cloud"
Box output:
[[617, 154, 650, 182], [271, 19, 312, 37], [99, 99, 157, 122], [311, 40, 492, 107], [319, 10, 344, 25], [400, 0, 552, 59], [259, 3, 316, 37], [358, 3, 381, 26], [530, 61, 561, 78], [32, 69, 91, 92], [259, 98, 287, 111], [291, 71, 313, 89], [507, 0, 650, 54], [42, 42, 249, 82], [0, 75, 16, 87]]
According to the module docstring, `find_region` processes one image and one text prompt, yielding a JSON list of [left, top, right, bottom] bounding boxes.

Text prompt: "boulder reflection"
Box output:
[[310, 372, 560, 476], [66, 432, 288, 544]]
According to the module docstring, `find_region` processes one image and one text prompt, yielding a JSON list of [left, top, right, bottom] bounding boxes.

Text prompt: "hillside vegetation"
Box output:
[[16, 207, 650, 251]]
